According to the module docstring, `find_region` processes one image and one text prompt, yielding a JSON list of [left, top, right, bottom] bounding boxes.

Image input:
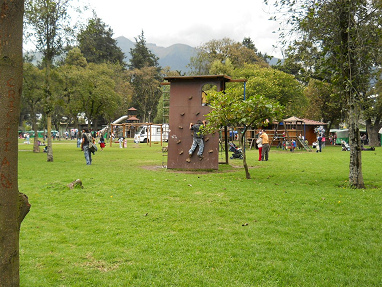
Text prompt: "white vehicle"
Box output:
[[134, 124, 169, 143]]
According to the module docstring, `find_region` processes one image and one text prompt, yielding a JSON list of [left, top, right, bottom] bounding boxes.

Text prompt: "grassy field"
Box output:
[[18, 139, 382, 286]]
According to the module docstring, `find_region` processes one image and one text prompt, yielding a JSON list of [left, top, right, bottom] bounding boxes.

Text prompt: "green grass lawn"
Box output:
[[18, 139, 382, 286]]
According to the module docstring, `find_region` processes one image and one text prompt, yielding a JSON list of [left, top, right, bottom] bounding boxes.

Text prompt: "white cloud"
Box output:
[[81, 0, 283, 57]]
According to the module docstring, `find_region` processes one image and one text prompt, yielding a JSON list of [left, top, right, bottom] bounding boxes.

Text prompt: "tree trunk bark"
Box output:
[[366, 118, 381, 147], [32, 112, 40, 153], [348, 101, 365, 188], [46, 114, 53, 161], [339, 5, 364, 189], [239, 128, 251, 179], [0, 1, 30, 286]]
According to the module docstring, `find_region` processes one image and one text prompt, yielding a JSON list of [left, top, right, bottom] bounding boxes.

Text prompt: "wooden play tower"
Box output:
[[163, 75, 244, 170]]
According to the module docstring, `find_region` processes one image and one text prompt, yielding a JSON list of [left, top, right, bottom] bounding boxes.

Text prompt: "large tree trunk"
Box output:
[[32, 111, 40, 153], [339, 5, 364, 189], [348, 100, 365, 188], [0, 0, 31, 286], [46, 114, 53, 161], [366, 118, 382, 147]]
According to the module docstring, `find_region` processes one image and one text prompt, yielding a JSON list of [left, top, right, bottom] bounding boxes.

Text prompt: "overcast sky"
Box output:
[[85, 0, 283, 58]]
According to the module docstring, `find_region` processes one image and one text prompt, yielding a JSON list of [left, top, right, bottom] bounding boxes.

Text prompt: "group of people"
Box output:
[[186, 123, 272, 163], [256, 130, 270, 161]]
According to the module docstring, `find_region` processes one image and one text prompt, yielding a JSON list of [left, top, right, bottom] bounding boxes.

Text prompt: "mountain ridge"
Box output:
[[116, 36, 196, 73]]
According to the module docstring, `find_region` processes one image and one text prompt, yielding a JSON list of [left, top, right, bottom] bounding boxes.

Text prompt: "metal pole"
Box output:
[[243, 81, 246, 100]]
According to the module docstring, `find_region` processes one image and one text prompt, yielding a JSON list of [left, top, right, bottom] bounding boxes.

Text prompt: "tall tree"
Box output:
[[128, 31, 159, 70], [363, 84, 382, 147], [128, 31, 162, 121], [303, 79, 343, 129], [242, 37, 270, 62], [60, 48, 131, 128], [107, 63, 133, 121], [267, 0, 382, 188], [128, 67, 161, 122], [206, 88, 283, 179], [77, 16, 125, 66], [188, 38, 268, 75], [154, 68, 181, 124], [22, 63, 45, 152], [233, 64, 307, 117], [25, 0, 73, 162], [59, 61, 121, 130], [0, 0, 31, 285], [209, 58, 235, 76]]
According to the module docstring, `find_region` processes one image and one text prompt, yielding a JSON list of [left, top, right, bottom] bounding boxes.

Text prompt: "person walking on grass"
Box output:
[[260, 129, 269, 161], [119, 136, 124, 148], [256, 131, 263, 161], [99, 133, 106, 151], [186, 120, 206, 163], [316, 134, 322, 153], [81, 128, 93, 165]]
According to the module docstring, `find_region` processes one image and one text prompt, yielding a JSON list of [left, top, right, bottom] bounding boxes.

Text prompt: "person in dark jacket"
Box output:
[[81, 128, 93, 165], [186, 120, 206, 163]]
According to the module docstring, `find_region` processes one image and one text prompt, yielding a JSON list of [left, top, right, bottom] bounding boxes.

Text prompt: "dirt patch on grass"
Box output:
[[140, 164, 259, 174], [141, 165, 217, 174]]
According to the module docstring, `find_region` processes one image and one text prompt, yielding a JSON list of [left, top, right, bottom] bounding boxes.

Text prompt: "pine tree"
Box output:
[[128, 31, 159, 70], [77, 16, 125, 66]]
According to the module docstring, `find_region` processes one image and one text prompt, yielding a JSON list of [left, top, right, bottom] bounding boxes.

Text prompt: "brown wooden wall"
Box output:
[[167, 79, 223, 169]]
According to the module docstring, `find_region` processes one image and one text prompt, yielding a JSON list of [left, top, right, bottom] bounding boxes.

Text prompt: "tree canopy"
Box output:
[[22, 63, 45, 152], [58, 48, 131, 129], [233, 64, 307, 117], [266, 0, 382, 188], [25, 0, 75, 162], [128, 31, 160, 70], [25, 0, 72, 66], [303, 79, 343, 129], [188, 38, 269, 75], [77, 16, 125, 66], [206, 87, 283, 179], [128, 31, 162, 122]]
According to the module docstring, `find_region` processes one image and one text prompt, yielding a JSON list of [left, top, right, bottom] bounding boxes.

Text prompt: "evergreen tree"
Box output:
[[242, 37, 269, 62], [77, 16, 125, 66], [128, 31, 160, 71], [128, 31, 162, 122]]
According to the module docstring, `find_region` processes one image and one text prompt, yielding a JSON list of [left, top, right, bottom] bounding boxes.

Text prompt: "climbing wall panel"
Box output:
[[166, 78, 224, 169]]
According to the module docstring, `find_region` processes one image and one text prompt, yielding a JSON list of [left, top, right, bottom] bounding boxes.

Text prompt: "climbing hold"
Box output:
[[179, 150, 184, 155], [208, 150, 213, 153], [179, 126, 183, 129], [177, 140, 182, 144]]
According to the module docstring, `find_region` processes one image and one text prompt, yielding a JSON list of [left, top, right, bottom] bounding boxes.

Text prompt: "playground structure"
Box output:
[[109, 123, 168, 147], [163, 75, 246, 170], [244, 117, 328, 152]]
